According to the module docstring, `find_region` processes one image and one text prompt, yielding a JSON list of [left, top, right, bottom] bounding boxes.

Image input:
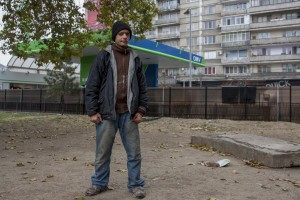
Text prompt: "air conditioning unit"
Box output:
[[218, 50, 223, 55]]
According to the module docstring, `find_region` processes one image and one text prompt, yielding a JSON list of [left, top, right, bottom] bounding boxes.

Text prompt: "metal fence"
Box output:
[[1, 86, 300, 122]]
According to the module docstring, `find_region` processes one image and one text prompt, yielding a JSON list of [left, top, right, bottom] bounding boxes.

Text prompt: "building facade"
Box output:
[[148, 0, 300, 87]]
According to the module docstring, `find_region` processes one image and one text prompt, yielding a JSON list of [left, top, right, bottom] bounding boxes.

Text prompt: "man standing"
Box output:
[[84, 21, 148, 199]]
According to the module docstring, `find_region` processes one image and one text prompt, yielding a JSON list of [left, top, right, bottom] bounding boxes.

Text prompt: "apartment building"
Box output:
[[147, 0, 203, 86], [149, 0, 300, 87], [248, 0, 300, 86]]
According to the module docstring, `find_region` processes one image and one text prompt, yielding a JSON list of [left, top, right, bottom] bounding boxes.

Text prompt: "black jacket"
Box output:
[[85, 45, 148, 119]]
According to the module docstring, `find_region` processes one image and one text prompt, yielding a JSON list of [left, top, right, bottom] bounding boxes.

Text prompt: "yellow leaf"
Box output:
[[116, 169, 127, 173]]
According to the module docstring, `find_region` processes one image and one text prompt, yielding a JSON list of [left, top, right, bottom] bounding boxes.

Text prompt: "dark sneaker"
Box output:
[[85, 185, 108, 196], [129, 186, 146, 199]]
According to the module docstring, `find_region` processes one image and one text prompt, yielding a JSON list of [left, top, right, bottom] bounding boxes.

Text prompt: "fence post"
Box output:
[[276, 86, 279, 121], [82, 88, 85, 115], [4, 89, 6, 110], [205, 86, 207, 119], [168, 87, 171, 117], [245, 86, 248, 120], [20, 89, 23, 112], [39, 89, 42, 113], [290, 85, 292, 122]]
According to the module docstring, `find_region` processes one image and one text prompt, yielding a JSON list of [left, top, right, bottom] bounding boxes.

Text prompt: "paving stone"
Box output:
[[191, 134, 300, 168]]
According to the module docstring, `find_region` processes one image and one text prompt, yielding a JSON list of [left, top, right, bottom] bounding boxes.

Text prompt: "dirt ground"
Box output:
[[0, 112, 300, 200]]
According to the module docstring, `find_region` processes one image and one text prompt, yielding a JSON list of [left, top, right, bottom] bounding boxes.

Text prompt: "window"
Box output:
[[257, 48, 270, 56], [191, 8, 199, 16], [204, 36, 215, 44], [204, 6, 215, 14], [225, 66, 248, 74], [162, 40, 179, 48], [222, 32, 250, 42], [239, 50, 247, 57], [204, 21, 216, 29], [257, 65, 271, 73], [204, 67, 216, 75], [224, 3, 247, 11], [284, 30, 300, 37], [161, 26, 179, 35], [191, 37, 198, 46], [257, 15, 271, 23], [257, 32, 271, 39], [186, 22, 199, 31], [186, 37, 198, 46], [204, 51, 217, 59], [293, 46, 300, 54], [186, 0, 199, 2], [282, 13, 298, 20], [253, 0, 299, 6], [282, 47, 294, 55], [282, 64, 299, 72], [223, 16, 246, 26], [236, 16, 245, 24]]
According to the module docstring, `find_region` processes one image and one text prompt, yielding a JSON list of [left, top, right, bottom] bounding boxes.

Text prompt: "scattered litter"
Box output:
[[199, 159, 230, 167], [217, 159, 230, 167]]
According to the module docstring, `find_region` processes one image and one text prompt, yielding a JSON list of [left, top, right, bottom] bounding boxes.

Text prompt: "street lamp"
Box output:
[[184, 8, 192, 87]]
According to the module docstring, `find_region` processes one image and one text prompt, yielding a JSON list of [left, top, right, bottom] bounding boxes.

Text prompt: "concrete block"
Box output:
[[191, 134, 300, 168]]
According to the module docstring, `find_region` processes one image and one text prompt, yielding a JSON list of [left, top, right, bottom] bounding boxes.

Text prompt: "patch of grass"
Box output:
[[0, 112, 35, 121]]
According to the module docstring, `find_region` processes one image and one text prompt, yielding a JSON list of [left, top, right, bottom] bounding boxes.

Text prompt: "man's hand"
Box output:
[[133, 112, 143, 124], [89, 113, 102, 124]]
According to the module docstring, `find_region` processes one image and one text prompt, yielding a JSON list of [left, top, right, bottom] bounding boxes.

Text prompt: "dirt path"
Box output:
[[0, 113, 299, 200]]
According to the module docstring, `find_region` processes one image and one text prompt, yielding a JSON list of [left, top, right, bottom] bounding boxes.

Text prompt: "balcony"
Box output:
[[221, 40, 250, 48], [250, 18, 300, 30], [221, 0, 246, 3], [221, 9, 247, 16], [145, 33, 158, 40], [158, 3, 179, 12], [221, 57, 249, 64], [248, 1, 300, 14], [221, 24, 250, 33], [250, 54, 300, 62], [157, 32, 180, 39], [251, 36, 300, 46], [154, 18, 180, 26]]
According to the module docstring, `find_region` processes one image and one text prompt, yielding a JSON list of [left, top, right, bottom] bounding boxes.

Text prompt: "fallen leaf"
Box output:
[[74, 196, 85, 200], [16, 162, 25, 167], [116, 169, 127, 173], [244, 159, 265, 168], [207, 197, 217, 200], [85, 162, 94, 167], [187, 162, 195, 165], [30, 177, 37, 181]]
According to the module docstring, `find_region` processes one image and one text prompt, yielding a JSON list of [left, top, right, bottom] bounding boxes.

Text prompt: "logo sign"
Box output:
[[192, 55, 202, 64]]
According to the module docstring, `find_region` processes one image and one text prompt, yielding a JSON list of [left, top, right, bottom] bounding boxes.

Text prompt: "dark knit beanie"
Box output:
[[112, 21, 132, 42]]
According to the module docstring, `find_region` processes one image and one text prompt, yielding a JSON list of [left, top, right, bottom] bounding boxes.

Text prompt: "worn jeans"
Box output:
[[91, 112, 144, 190]]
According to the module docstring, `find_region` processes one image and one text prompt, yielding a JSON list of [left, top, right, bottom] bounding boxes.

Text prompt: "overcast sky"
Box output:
[[0, 0, 85, 66]]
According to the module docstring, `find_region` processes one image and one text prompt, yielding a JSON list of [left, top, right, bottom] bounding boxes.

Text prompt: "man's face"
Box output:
[[115, 29, 130, 47]]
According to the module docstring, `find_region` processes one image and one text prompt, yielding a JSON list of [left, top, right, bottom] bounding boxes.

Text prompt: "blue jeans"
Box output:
[[91, 112, 144, 190]]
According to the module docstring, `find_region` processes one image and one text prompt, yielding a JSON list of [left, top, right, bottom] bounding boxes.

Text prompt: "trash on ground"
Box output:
[[199, 159, 230, 167]]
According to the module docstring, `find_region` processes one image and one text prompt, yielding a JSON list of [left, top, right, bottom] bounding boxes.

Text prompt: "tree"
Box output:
[[0, 0, 158, 68], [44, 64, 80, 115]]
